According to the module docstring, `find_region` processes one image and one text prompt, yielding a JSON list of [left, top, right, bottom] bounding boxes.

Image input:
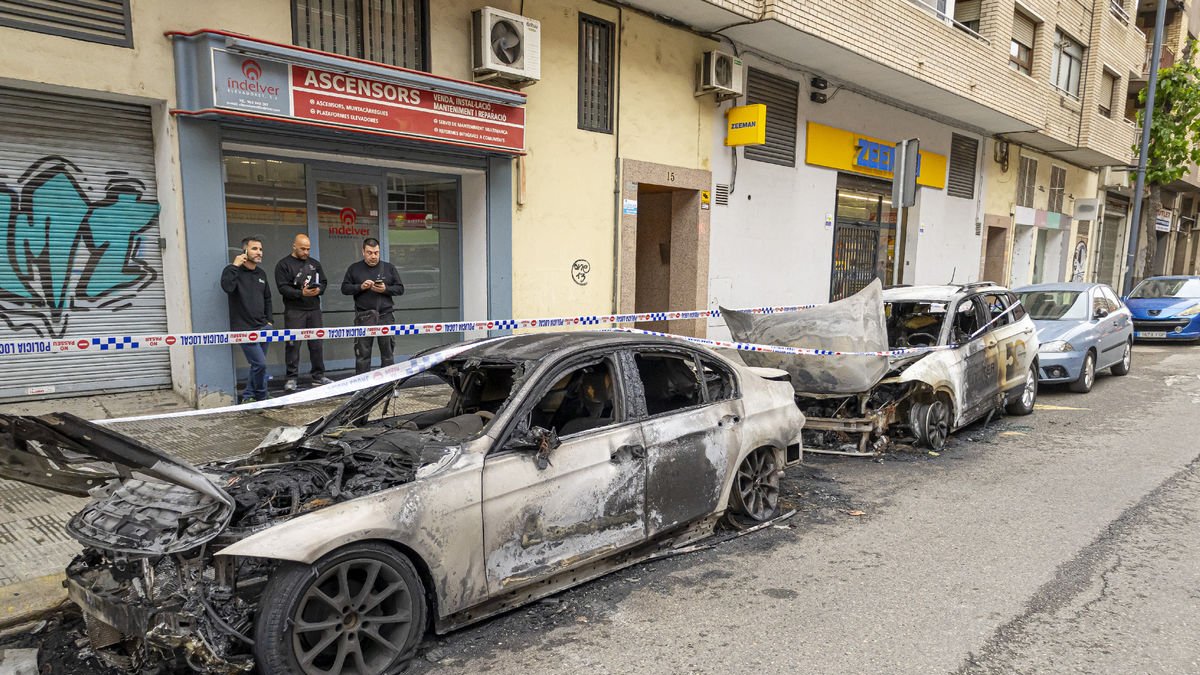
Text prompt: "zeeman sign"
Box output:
[[805, 122, 947, 189]]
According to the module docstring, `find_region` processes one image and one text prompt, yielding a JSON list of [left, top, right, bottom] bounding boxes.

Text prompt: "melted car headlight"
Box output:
[[1039, 340, 1074, 352], [1178, 304, 1200, 317]]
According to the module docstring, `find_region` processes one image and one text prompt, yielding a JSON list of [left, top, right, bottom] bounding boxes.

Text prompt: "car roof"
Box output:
[[1015, 282, 1102, 292], [1137, 275, 1200, 281], [881, 283, 1009, 302], [442, 331, 714, 362]]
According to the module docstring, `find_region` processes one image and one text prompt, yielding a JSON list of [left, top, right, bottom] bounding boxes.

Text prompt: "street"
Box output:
[[397, 342, 1200, 674], [3, 342, 1198, 674]]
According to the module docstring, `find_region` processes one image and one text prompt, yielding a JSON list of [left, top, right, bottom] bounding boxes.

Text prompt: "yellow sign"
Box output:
[[805, 121, 947, 190], [700, 190, 711, 205], [725, 104, 767, 147]]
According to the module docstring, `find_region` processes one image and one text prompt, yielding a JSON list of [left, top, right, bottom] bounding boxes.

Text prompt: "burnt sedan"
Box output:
[[0, 332, 803, 674]]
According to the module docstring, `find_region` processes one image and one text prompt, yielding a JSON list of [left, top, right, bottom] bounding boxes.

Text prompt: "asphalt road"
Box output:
[[409, 342, 1200, 674]]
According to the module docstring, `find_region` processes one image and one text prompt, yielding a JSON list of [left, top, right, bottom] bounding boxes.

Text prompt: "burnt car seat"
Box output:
[[557, 369, 614, 436], [638, 357, 700, 415]]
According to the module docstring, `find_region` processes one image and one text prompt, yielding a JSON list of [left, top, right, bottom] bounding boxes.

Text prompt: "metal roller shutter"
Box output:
[[744, 68, 799, 167], [947, 134, 979, 199], [1012, 10, 1036, 48], [0, 87, 169, 401]]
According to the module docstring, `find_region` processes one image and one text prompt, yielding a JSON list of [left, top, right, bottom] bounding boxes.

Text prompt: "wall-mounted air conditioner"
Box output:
[[696, 50, 745, 98], [472, 7, 541, 86]]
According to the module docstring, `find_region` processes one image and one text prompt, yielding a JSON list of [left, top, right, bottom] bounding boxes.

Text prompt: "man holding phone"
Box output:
[[341, 237, 405, 374], [275, 234, 331, 391], [221, 236, 272, 403]]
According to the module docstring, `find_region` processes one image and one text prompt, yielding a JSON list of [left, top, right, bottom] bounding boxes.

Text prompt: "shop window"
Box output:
[[293, 0, 428, 70], [0, 0, 132, 47], [635, 353, 703, 416], [1099, 71, 1117, 117], [578, 14, 614, 134], [1010, 11, 1036, 75], [1052, 30, 1084, 98], [744, 68, 798, 167], [947, 134, 979, 199], [1016, 156, 1038, 208], [1048, 166, 1067, 213]]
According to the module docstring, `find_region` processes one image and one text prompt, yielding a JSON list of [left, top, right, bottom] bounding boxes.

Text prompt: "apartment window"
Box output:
[[1016, 156, 1038, 208], [1099, 71, 1116, 117], [1048, 166, 1067, 213], [1010, 11, 1036, 75], [0, 0, 132, 47], [955, 0, 981, 32], [293, 0, 428, 70], [947, 134, 980, 199], [578, 14, 614, 133], [1052, 30, 1084, 98], [744, 68, 799, 167]]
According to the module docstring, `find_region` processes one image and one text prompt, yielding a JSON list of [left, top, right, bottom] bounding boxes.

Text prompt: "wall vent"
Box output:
[[714, 184, 730, 206]]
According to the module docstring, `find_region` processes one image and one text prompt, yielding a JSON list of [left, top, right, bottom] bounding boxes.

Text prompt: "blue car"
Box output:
[[1125, 276, 1200, 342], [1015, 282, 1133, 393]]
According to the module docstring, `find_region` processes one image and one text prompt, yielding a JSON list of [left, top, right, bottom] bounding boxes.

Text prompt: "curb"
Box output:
[[0, 574, 68, 627]]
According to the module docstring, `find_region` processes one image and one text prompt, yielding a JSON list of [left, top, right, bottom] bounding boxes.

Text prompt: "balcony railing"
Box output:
[[1143, 44, 1177, 75], [1110, 0, 1131, 24]]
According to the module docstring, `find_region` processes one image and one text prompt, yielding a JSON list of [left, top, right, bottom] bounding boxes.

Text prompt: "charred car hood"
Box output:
[[0, 413, 234, 555]]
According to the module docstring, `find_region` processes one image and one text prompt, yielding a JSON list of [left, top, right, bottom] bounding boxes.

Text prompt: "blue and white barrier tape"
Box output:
[[606, 328, 959, 358]]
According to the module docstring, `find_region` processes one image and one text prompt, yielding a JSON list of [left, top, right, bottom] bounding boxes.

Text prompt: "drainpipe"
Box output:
[[1124, 0, 1168, 294], [611, 5, 624, 314]]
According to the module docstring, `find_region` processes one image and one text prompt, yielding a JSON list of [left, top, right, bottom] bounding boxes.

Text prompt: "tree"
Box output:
[[1134, 41, 1200, 280]]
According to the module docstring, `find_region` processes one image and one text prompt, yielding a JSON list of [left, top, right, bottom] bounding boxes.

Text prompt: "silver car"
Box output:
[[0, 332, 803, 674], [1014, 282, 1134, 392]]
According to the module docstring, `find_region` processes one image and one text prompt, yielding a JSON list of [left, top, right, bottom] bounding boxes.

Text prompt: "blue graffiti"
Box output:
[[0, 157, 160, 338]]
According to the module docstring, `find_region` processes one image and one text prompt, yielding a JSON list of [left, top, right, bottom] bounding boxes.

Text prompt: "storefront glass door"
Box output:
[[314, 173, 382, 366], [830, 175, 897, 301]]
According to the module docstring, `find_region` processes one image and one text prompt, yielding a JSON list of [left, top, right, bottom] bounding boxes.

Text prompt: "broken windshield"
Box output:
[[885, 301, 948, 348]]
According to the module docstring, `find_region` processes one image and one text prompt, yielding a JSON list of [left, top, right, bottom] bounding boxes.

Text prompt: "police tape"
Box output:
[[98, 338, 505, 424], [0, 304, 819, 357], [604, 328, 959, 358]]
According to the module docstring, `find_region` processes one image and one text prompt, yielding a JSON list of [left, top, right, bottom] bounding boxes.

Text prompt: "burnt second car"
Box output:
[[0, 332, 803, 674]]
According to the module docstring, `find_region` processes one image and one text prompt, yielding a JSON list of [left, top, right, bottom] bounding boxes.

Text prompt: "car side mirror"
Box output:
[[507, 424, 561, 469]]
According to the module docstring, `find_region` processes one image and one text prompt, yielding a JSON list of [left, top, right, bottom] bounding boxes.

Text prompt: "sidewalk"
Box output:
[[0, 386, 354, 623]]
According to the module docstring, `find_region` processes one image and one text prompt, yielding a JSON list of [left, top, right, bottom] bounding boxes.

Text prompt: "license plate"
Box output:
[[1139, 331, 1168, 338]]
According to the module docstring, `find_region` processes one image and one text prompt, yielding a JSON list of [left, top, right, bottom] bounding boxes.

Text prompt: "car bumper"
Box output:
[[1037, 351, 1087, 383], [1133, 324, 1200, 340]]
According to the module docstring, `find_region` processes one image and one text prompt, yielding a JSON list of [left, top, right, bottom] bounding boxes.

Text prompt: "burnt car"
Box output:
[[724, 280, 1038, 454], [0, 332, 803, 674]]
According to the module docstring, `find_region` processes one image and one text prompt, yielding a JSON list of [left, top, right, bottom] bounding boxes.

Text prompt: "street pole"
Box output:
[[1124, 0, 1168, 294]]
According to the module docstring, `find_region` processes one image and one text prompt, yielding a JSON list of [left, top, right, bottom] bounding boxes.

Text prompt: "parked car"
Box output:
[[723, 280, 1039, 454], [0, 332, 804, 675], [1014, 282, 1133, 392], [1124, 275, 1200, 342]]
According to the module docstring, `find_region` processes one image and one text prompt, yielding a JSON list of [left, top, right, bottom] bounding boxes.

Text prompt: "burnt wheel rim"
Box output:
[[291, 558, 414, 675], [733, 448, 780, 521], [1021, 367, 1037, 409], [925, 399, 950, 450]]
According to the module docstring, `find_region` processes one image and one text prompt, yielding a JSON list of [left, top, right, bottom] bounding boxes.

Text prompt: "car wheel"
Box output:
[[254, 542, 428, 675], [1069, 351, 1095, 393], [1111, 340, 1132, 376], [917, 396, 951, 450], [726, 447, 781, 529], [1006, 363, 1038, 416]]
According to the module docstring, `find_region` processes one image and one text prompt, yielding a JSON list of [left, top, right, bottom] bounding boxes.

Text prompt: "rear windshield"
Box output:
[[1130, 278, 1200, 299], [1016, 290, 1087, 320]]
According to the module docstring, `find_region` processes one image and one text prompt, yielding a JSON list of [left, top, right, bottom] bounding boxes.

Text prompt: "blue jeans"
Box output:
[[239, 334, 270, 401]]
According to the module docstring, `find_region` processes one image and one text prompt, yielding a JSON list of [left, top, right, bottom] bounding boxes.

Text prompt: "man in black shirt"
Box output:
[[275, 234, 331, 391], [221, 236, 273, 403], [341, 238, 404, 374]]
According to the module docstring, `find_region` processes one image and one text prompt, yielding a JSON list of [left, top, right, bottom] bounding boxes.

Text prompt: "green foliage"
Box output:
[[1136, 41, 1200, 186]]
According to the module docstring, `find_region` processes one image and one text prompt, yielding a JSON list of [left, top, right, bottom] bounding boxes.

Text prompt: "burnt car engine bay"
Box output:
[[1, 358, 523, 673]]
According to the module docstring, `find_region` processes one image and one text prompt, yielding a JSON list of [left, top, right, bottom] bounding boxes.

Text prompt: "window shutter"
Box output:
[[1013, 10, 1036, 47], [947, 134, 979, 199], [1100, 71, 1115, 106], [955, 0, 981, 23], [744, 68, 799, 167], [0, 0, 132, 47], [1017, 156, 1038, 208]]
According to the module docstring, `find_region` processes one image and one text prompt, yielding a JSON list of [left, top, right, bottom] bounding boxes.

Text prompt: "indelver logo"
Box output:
[[226, 58, 281, 99], [328, 206, 369, 237]]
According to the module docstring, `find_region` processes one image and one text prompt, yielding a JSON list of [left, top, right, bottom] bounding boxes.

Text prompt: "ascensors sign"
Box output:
[[805, 122, 947, 189], [209, 49, 526, 152]]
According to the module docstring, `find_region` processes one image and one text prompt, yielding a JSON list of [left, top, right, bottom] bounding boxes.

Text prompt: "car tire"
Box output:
[[1069, 351, 1095, 393], [916, 395, 952, 451], [725, 447, 781, 530], [1006, 363, 1038, 416], [254, 542, 428, 675], [1111, 340, 1133, 376]]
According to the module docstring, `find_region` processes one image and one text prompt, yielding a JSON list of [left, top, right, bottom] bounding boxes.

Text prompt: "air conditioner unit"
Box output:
[[697, 50, 745, 97], [472, 7, 541, 85]]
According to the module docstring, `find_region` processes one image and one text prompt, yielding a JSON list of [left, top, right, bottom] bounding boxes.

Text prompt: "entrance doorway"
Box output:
[[982, 226, 1007, 284], [1095, 209, 1126, 286], [830, 174, 897, 301]]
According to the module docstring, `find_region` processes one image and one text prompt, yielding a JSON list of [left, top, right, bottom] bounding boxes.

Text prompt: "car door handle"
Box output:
[[612, 444, 646, 462], [719, 415, 741, 427]]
